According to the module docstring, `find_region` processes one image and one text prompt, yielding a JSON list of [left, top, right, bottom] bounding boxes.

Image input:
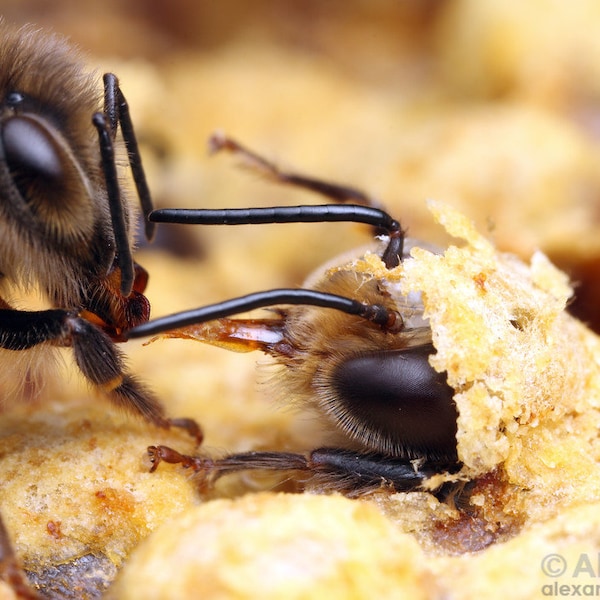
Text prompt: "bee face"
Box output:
[[130, 134, 461, 496], [278, 261, 458, 463], [0, 24, 115, 305]]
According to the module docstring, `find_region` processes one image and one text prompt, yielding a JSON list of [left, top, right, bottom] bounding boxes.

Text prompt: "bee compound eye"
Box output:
[[0, 113, 96, 247], [326, 343, 458, 460], [2, 116, 64, 182]]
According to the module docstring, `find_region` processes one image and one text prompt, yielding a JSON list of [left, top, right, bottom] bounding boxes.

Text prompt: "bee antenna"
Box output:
[[150, 204, 404, 269], [205, 132, 405, 267], [93, 74, 157, 296], [103, 74, 156, 243], [92, 112, 135, 297], [127, 288, 401, 339]]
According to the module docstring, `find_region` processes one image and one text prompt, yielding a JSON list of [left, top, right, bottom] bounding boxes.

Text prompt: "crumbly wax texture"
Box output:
[[400, 201, 600, 508], [0, 397, 201, 596], [109, 493, 437, 600], [1, 204, 600, 598]]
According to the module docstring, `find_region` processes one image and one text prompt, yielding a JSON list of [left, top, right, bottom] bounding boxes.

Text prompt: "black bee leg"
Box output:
[[0, 308, 167, 427], [0, 513, 43, 600], [66, 314, 168, 426], [0, 307, 75, 351], [147, 445, 459, 496]]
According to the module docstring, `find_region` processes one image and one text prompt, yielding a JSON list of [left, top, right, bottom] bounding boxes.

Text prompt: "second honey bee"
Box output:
[[0, 23, 204, 598], [129, 133, 461, 496], [0, 23, 174, 426]]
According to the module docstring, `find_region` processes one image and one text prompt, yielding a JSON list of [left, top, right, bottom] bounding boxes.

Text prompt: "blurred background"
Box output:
[[2, 0, 600, 330], [5, 6, 600, 594]]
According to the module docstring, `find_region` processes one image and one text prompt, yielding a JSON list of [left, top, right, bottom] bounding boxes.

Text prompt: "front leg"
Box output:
[[147, 445, 457, 496], [0, 307, 167, 427]]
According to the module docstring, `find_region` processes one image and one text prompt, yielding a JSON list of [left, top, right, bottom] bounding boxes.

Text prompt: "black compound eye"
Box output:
[[0, 112, 95, 247], [2, 116, 64, 182], [326, 343, 458, 461]]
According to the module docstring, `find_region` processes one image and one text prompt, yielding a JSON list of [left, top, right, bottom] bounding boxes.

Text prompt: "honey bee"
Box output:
[[0, 23, 197, 597], [129, 132, 461, 497], [0, 23, 173, 424]]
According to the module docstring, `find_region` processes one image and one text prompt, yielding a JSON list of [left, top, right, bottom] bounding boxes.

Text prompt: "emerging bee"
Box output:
[[129, 133, 461, 496]]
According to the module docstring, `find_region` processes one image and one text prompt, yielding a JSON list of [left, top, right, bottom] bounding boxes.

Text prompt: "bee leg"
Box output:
[[207, 133, 405, 263], [208, 131, 378, 207], [304, 448, 460, 496], [66, 314, 168, 426], [0, 306, 69, 350], [0, 307, 167, 427], [147, 445, 459, 496], [147, 446, 308, 493], [167, 418, 204, 446], [0, 513, 43, 600], [69, 320, 203, 439]]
